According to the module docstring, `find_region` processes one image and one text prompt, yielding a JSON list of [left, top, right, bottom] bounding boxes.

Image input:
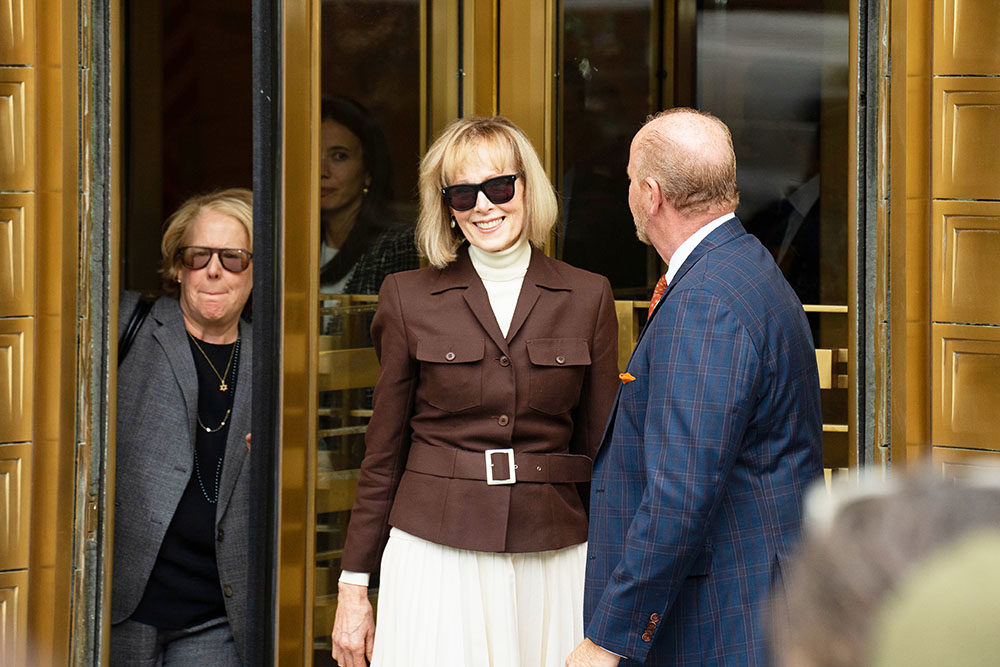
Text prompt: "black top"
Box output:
[[131, 335, 239, 630]]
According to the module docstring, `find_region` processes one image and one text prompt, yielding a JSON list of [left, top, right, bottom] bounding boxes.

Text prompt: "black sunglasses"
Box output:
[[441, 174, 519, 211], [177, 246, 253, 273]]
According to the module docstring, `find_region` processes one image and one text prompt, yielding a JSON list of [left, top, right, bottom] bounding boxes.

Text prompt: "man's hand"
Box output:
[[566, 638, 621, 667], [331, 582, 375, 667]]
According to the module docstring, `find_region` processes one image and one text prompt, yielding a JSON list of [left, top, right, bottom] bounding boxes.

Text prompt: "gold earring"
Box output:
[[363, 186, 369, 195], [450, 216, 457, 229]]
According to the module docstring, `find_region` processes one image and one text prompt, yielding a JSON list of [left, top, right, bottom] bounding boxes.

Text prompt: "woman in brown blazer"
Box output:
[[331, 116, 619, 667]]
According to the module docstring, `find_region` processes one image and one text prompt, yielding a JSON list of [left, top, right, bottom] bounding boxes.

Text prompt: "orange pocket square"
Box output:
[[619, 372, 636, 384]]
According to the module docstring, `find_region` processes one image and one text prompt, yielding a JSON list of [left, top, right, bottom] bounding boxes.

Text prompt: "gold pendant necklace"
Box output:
[[197, 408, 231, 433], [188, 332, 237, 392]]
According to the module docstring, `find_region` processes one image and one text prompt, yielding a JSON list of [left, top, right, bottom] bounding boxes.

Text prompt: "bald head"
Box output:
[[631, 108, 739, 218]]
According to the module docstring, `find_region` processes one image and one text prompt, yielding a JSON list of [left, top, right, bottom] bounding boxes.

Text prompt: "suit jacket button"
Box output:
[[223, 584, 233, 597], [650, 613, 660, 622], [499, 355, 510, 367], [556, 355, 566, 364], [497, 415, 509, 426], [217, 528, 225, 542], [645, 622, 656, 631], [641, 632, 652, 642], [445, 351, 456, 361]]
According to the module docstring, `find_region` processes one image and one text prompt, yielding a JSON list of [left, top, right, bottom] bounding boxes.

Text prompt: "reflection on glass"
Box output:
[[316, 2, 421, 663], [560, 1, 658, 297], [695, 0, 850, 466]]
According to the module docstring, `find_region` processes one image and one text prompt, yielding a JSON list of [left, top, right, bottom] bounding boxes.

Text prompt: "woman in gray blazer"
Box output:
[[111, 189, 253, 666]]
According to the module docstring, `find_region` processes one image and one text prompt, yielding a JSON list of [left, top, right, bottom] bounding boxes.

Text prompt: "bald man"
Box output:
[[567, 109, 822, 666]]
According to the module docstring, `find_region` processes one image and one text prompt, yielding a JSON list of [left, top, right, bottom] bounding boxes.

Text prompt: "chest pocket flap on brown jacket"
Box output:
[[416, 337, 485, 412], [526, 338, 591, 415]]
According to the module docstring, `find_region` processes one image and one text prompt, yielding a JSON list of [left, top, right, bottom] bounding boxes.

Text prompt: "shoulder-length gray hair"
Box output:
[[416, 116, 557, 268]]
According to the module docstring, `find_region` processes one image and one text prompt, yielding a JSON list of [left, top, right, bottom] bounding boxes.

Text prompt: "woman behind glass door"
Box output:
[[319, 95, 418, 298]]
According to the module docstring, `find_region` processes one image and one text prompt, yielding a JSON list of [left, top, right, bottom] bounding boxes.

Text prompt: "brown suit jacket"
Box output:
[[341, 245, 619, 572]]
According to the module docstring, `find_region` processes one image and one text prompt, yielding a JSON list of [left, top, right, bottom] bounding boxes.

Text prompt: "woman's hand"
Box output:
[[331, 581, 375, 666]]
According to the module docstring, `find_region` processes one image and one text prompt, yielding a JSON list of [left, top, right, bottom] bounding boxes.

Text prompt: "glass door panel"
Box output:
[[559, 0, 663, 296], [557, 0, 853, 468], [315, 2, 423, 663], [692, 0, 851, 468]]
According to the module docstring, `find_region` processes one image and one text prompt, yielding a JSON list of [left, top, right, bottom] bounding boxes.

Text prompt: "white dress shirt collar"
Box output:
[[664, 212, 735, 285]]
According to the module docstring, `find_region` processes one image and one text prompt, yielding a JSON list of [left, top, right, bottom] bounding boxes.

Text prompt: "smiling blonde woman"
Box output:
[[330, 116, 619, 667]]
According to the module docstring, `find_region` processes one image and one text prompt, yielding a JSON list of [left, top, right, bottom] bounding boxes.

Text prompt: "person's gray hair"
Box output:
[[772, 470, 1000, 667], [632, 107, 739, 217]]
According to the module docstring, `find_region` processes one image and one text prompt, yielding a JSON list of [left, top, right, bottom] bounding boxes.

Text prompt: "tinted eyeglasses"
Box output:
[[177, 246, 253, 273], [441, 174, 519, 211]]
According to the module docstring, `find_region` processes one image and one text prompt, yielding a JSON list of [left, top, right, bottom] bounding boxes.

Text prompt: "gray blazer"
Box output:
[[111, 292, 252, 661]]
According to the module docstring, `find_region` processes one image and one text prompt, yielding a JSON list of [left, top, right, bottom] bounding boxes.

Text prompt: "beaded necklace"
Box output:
[[192, 337, 240, 504]]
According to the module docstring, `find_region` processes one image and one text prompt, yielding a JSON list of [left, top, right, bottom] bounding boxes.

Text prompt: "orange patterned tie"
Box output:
[[648, 273, 668, 317]]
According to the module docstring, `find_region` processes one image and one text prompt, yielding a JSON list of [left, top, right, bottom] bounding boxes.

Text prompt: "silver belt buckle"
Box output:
[[485, 448, 516, 485]]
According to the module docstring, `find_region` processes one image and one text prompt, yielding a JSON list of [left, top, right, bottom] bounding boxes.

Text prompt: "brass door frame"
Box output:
[[3, 0, 121, 663], [273, 0, 321, 663], [884, 0, 932, 468]]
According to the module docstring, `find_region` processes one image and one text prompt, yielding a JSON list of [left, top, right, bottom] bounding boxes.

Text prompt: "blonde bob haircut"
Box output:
[[160, 188, 254, 295], [417, 116, 558, 268]]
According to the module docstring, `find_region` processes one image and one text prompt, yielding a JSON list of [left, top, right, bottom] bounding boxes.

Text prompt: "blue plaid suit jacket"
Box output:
[[584, 217, 823, 665]]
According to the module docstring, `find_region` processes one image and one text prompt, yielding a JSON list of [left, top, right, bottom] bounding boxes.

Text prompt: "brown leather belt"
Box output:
[[405, 442, 592, 485]]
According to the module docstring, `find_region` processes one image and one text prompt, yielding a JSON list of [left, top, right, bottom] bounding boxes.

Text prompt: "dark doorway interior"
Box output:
[[124, 0, 253, 293]]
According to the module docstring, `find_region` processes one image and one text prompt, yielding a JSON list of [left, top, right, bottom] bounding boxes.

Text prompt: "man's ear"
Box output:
[[643, 176, 663, 214]]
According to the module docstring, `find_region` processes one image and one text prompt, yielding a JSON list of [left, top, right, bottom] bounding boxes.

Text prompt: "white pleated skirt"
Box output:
[[371, 527, 587, 667]]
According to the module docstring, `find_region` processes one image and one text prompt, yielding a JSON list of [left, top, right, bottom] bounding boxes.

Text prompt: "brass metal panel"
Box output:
[[0, 319, 32, 443], [815, 349, 833, 390], [932, 78, 1000, 200], [0, 69, 35, 192], [0, 570, 28, 666], [316, 469, 360, 514], [0, 0, 34, 65], [906, 0, 930, 77], [932, 200, 1000, 326], [887, 0, 933, 468], [278, 0, 320, 662], [933, 0, 1000, 75], [905, 76, 930, 200], [497, 0, 555, 173], [0, 443, 30, 571], [614, 301, 647, 373], [0, 194, 33, 316], [932, 324, 1000, 450], [317, 348, 379, 392], [465, 0, 498, 116], [427, 0, 460, 144], [25, 0, 80, 663], [932, 446, 1000, 481]]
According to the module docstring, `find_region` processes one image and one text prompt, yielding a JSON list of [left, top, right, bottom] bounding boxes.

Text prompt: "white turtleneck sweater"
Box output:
[[467, 235, 531, 336], [339, 235, 532, 588]]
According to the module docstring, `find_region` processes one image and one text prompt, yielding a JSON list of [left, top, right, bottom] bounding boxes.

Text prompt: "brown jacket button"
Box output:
[[445, 351, 456, 361], [641, 632, 652, 642], [650, 613, 660, 622], [223, 584, 233, 597], [498, 415, 510, 426], [499, 355, 510, 367], [556, 355, 566, 364]]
